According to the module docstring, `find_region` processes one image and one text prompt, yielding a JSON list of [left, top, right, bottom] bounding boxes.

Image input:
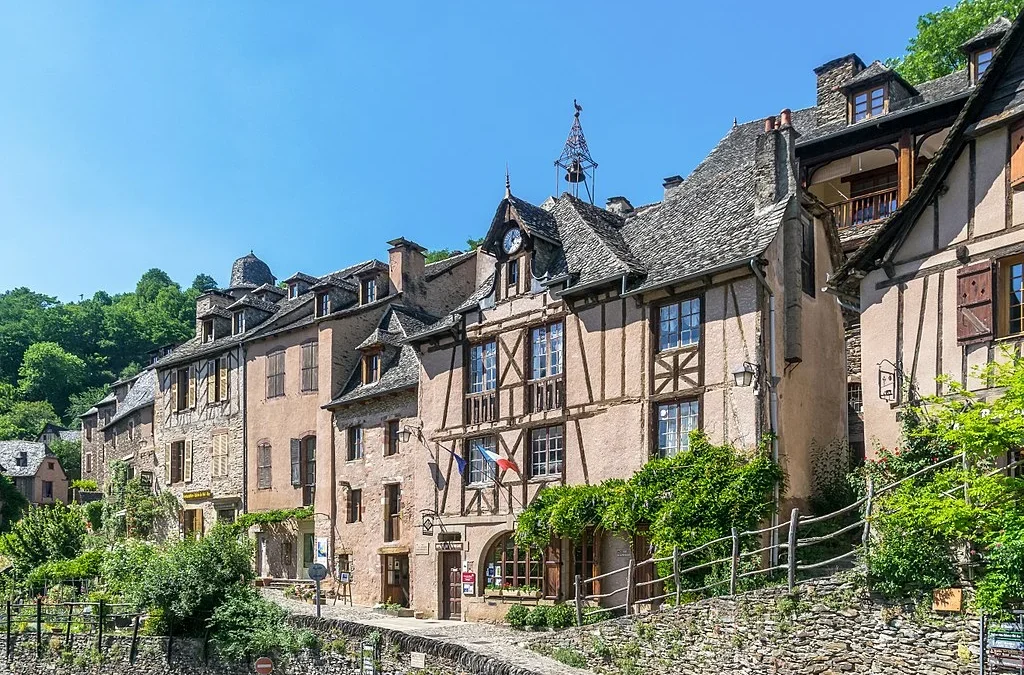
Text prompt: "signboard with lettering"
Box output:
[[984, 612, 1024, 673], [183, 490, 213, 501], [315, 538, 329, 565], [462, 571, 476, 585], [362, 643, 376, 675], [410, 652, 426, 669]]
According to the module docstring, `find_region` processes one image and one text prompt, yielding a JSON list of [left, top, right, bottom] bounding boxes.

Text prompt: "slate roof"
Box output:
[[101, 369, 156, 430], [227, 295, 280, 314], [962, 16, 1012, 51], [424, 250, 476, 280], [229, 252, 275, 289], [326, 306, 435, 407], [0, 441, 55, 478], [503, 195, 560, 243], [252, 283, 286, 297], [283, 272, 319, 285], [58, 429, 81, 442], [840, 60, 917, 95], [197, 306, 232, 320]]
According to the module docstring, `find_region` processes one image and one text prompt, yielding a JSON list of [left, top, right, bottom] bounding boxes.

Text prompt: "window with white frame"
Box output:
[[656, 400, 700, 458], [530, 426, 563, 478], [468, 342, 497, 393], [658, 298, 701, 351], [467, 437, 496, 485], [530, 323, 563, 380]]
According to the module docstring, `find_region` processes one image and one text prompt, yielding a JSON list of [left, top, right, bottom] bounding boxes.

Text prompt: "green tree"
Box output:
[[190, 274, 218, 292], [17, 341, 87, 416], [888, 0, 1024, 84], [0, 475, 27, 532], [0, 383, 60, 441], [425, 249, 455, 264], [0, 502, 86, 575], [48, 439, 82, 481], [64, 385, 108, 422]]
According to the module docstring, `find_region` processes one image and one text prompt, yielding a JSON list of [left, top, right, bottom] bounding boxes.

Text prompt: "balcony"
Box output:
[[527, 376, 564, 413], [829, 187, 898, 230], [465, 391, 497, 425]]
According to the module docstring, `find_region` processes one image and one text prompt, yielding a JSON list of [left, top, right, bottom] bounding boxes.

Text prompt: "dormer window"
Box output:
[[852, 86, 885, 122], [361, 278, 377, 304], [362, 352, 381, 384], [202, 319, 214, 343], [974, 47, 995, 83], [315, 292, 330, 318], [289, 283, 300, 299], [232, 311, 245, 335], [15, 452, 27, 467]]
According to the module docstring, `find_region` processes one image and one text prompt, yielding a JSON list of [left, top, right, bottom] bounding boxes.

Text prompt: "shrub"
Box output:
[[546, 603, 575, 629], [505, 604, 529, 629], [868, 528, 957, 597], [208, 585, 315, 661], [100, 539, 158, 602], [525, 605, 548, 629], [71, 479, 99, 492], [0, 503, 86, 574], [83, 501, 103, 532], [26, 548, 104, 587], [552, 648, 588, 668]]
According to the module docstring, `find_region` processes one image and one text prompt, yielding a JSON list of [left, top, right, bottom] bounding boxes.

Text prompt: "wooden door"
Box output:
[[441, 552, 462, 620]]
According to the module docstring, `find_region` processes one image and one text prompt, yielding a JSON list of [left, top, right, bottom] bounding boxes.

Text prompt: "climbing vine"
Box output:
[[233, 506, 314, 531], [515, 432, 782, 557], [101, 461, 179, 540]]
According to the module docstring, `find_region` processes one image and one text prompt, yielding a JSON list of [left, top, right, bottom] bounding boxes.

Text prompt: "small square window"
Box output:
[[467, 437, 496, 485], [852, 86, 885, 122], [202, 320, 214, 343]]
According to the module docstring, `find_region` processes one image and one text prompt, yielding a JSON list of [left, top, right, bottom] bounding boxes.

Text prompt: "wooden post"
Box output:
[[96, 600, 104, 653], [861, 477, 874, 558], [787, 508, 800, 592], [5, 601, 10, 658], [573, 575, 584, 627], [625, 558, 635, 617], [35, 597, 42, 658], [129, 615, 140, 665], [672, 546, 681, 605], [65, 604, 72, 646], [730, 527, 740, 596], [898, 130, 914, 205]]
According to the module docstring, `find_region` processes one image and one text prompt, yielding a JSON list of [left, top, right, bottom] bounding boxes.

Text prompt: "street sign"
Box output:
[[254, 656, 273, 674], [307, 563, 328, 581], [461, 571, 476, 584]]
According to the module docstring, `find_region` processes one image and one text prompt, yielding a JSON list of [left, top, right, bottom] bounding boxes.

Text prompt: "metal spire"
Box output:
[[554, 99, 598, 203], [505, 163, 511, 197]]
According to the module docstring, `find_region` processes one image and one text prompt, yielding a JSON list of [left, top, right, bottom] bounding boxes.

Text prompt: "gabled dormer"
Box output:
[[481, 192, 560, 301], [839, 60, 919, 124], [194, 290, 234, 342], [962, 16, 1011, 85], [283, 272, 319, 299]]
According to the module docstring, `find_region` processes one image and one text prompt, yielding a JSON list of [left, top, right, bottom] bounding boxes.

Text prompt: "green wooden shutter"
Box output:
[[290, 439, 301, 487]]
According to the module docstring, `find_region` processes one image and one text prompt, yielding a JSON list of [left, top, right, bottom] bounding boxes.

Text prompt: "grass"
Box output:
[[552, 647, 589, 668]]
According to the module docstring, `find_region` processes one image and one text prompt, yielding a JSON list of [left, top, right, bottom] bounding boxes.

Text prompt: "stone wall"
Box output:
[[1, 615, 541, 675], [529, 576, 979, 675]]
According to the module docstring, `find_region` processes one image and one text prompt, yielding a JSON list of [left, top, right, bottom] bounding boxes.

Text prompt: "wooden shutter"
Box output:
[[219, 358, 229, 402], [207, 360, 216, 404], [1012, 121, 1024, 188], [165, 444, 172, 485], [187, 366, 196, 409], [290, 439, 301, 487], [170, 373, 179, 413], [195, 508, 204, 538], [183, 440, 194, 483], [957, 262, 995, 344]]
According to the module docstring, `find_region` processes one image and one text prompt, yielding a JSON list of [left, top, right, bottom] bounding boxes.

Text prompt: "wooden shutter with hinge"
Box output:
[[183, 440, 194, 483], [1011, 120, 1024, 189], [957, 262, 995, 344], [170, 373, 179, 413], [165, 443, 172, 485], [219, 358, 229, 402], [195, 508, 204, 538], [187, 366, 196, 409], [290, 439, 301, 487]]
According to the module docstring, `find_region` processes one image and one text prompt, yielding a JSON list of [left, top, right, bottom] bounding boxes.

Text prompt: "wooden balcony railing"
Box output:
[[465, 391, 497, 425], [527, 376, 565, 413], [830, 187, 898, 230]]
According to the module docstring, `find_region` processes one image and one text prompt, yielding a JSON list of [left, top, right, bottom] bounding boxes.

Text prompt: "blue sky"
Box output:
[[0, 1, 941, 301]]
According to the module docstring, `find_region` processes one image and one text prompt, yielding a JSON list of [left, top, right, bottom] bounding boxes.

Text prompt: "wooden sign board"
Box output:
[[410, 652, 426, 669], [932, 587, 963, 612]]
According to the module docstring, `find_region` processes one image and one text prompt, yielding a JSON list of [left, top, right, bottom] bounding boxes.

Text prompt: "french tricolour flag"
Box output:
[[481, 448, 520, 474]]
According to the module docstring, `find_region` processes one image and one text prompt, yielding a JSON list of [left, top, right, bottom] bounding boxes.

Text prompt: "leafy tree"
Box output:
[[135, 268, 176, 303], [0, 475, 27, 532], [190, 274, 218, 292], [48, 439, 82, 481], [64, 385, 108, 423], [888, 0, 1024, 84], [0, 383, 60, 441], [425, 249, 455, 264], [0, 503, 86, 575], [466, 236, 484, 250], [17, 341, 87, 415]]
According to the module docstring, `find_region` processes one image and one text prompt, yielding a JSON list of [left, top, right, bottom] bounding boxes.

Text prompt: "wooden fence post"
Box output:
[[861, 477, 874, 558], [730, 527, 739, 596], [672, 546, 681, 605], [787, 508, 800, 592], [96, 600, 104, 653], [625, 558, 635, 617], [65, 604, 72, 647], [5, 601, 10, 658], [573, 575, 583, 627], [129, 614, 140, 665], [35, 597, 41, 658]]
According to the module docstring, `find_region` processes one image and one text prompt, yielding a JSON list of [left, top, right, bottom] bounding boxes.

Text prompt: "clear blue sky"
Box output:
[[0, 1, 941, 301]]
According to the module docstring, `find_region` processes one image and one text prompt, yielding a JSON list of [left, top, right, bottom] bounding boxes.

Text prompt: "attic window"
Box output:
[[232, 312, 245, 335], [852, 86, 885, 122], [202, 320, 214, 343], [315, 292, 330, 318], [15, 452, 27, 467], [289, 283, 300, 299], [362, 278, 377, 305], [363, 352, 381, 385], [974, 48, 995, 82]]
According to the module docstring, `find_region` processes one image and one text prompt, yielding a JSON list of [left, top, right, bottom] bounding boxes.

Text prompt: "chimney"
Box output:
[[754, 111, 799, 209], [813, 54, 864, 126], [387, 237, 427, 298], [662, 175, 684, 200], [605, 196, 634, 217]]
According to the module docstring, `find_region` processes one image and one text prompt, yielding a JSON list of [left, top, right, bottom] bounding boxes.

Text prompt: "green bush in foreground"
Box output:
[[505, 604, 529, 629], [546, 603, 575, 629], [208, 585, 317, 661], [525, 605, 548, 629]]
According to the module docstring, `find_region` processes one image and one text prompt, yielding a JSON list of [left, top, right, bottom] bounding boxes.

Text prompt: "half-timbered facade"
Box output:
[[407, 108, 848, 620], [834, 13, 1024, 458]]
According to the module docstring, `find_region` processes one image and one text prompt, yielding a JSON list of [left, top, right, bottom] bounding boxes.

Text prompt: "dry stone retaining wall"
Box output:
[[529, 576, 979, 674]]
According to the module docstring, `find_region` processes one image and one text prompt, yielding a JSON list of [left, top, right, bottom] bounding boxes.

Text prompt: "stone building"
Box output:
[[0, 441, 69, 505], [404, 103, 849, 620], [36, 423, 80, 447], [833, 15, 1024, 464]]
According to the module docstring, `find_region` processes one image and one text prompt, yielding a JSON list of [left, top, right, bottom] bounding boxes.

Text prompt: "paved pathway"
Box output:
[[264, 589, 590, 675]]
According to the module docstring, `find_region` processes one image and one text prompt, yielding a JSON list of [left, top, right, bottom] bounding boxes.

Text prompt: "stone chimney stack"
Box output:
[[662, 175, 684, 200], [387, 237, 427, 298], [813, 54, 864, 126], [605, 196, 634, 217], [754, 110, 800, 209]]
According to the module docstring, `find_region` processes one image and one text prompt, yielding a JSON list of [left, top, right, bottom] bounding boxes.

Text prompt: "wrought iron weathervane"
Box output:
[[554, 99, 598, 203]]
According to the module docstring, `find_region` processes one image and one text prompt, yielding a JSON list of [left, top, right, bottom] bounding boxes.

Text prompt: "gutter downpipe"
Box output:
[[241, 343, 248, 515], [749, 259, 781, 567]]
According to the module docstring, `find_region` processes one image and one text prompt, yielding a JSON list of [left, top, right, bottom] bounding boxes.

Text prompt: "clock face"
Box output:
[[502, 227, 523, 254]]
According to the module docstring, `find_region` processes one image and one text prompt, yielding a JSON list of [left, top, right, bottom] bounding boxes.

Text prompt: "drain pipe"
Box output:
[[749, 259, 781, 566]]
